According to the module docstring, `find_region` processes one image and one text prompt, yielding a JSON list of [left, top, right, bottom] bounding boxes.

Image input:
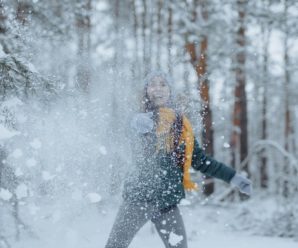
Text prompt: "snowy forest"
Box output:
[[0, 0, 298, 247]]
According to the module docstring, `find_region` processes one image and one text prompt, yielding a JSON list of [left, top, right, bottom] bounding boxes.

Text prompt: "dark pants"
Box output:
[[105, 201, 188, 248]]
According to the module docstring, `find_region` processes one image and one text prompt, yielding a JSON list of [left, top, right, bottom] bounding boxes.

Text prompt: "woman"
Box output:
[[105, 72, 252, 248]]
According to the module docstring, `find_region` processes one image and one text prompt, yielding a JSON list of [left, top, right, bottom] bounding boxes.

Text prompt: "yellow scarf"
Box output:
[[156, 108, 198, 191]]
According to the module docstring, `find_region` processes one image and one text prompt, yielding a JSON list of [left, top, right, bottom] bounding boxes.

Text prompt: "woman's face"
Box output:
[[146, 76, 170, 108]]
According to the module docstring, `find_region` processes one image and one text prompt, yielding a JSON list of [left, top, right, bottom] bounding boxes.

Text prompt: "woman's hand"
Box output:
[[230, 173, 252, 196], [130, 112, 154, 134]]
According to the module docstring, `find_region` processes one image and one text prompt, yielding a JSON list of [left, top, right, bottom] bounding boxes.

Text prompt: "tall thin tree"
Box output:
[[141, 0, 149, 73], [0, 0, 6, 34], [185, 0, 214, 195], [259, 0, 272, 188], [167, 0, 173, 76], [156, 0, 163, 69], [16, 0, 31, 25], [282, 0, 294, 197], [75, 0, 91, 93], [131, 0, 140, 79], [230, 0, 249, 176]]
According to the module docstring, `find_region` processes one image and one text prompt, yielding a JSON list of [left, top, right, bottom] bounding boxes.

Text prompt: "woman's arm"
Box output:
[[191, 138, 236, 183], [182, 117, 251, 195]]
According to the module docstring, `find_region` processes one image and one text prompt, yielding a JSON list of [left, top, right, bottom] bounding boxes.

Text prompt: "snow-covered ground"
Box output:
[[8, 197, 298, 248]]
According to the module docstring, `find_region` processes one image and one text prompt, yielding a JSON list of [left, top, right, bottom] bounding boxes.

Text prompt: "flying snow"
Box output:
[[12, 148, 23, 158], [0, 188, 13, 201], [87, 193, 102, 203], [0, 124, 20, 140], [169, 231, 184, 246], [26, 158, 37, 167], [99, 145, 107, 155], [15, 183, 28, 199], [30, 138, 42, 149]]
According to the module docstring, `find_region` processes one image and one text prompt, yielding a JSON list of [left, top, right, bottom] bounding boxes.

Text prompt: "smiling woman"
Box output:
[[146, 76, 171, 108], [104, 71, 252, 248]]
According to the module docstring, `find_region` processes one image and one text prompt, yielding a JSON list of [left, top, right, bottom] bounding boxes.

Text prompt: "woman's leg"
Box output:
[[105, 201, 150, 248], [151, 206, 188, 248]]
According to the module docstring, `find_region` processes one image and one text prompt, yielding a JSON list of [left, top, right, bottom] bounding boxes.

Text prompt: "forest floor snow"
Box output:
[[8, 197, 298, 248]]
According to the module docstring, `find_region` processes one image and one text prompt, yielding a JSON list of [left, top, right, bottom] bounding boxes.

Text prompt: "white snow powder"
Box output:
[[169, 232, 184, 246], [26, 62, 38, 73], [87, 193, 102, 203], [72, 190, 83, 201], [52, 210, 61, 223], [15, 168, 23, 177], [28, 203, 39, 215], [16, 113, 28, 123], [66, 229, 79, 247], [0, 125, 20, 140], [179, 199, 191, 206], [0, 188, 12, 201], [1, 97, 23, 108], [26, 158, 37, 167], [12, 149, 23, 158], [15, 184, 28, 199], [99, 145, 107, 155], [42, 171, 55, 181], [78, 110, 87, 119], [30, 138, 42, 149], [0, 44, 6, 59]]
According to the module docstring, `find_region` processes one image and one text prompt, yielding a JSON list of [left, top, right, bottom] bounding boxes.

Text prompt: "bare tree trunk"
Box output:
[[75, 0, 91, 93], [198, 0, 214, 196], [231, 0, 249, 176], [0, 3, 9, 244], [260, 35, 269, 188], [148, 1, 153, 70], [283, 0, 293, 197], [0, 0, 6, 34], [167, 1, 173, 76], [113, 0, 120, 65], [141, 0, 149, 73], [16, 0, 31, 25], [131, 0, 140, 79], [183, 35, 191, 105], [260, 0, 272, 189], [156, 0, 162, 69], [52, 0, 62, 17], [185, 0, 214, 196], [283, 0, 293, 153]]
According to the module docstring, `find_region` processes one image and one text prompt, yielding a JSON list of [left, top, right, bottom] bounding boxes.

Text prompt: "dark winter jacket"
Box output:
[[122, 135, 236, 210]]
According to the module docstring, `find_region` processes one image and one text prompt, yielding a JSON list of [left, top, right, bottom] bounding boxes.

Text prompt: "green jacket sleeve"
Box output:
[[191, 138, 236, 183]]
